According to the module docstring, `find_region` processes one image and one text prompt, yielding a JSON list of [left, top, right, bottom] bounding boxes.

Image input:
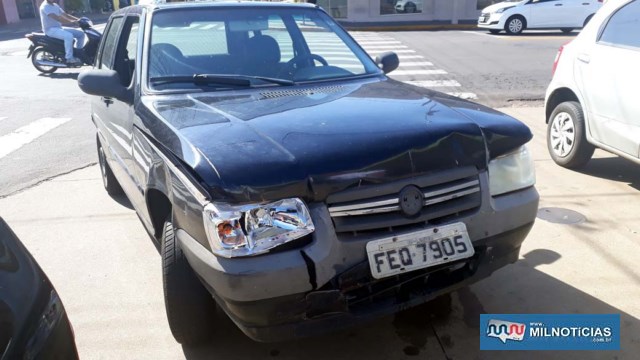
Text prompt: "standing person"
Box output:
[[39, 0, 84, 65]]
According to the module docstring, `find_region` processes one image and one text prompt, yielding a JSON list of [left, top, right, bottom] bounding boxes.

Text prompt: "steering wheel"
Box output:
[[282, 53, 329, 75]]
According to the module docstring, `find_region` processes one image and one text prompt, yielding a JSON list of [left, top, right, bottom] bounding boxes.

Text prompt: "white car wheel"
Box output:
[[505, 16, 525, 35], [546, 101, 594, 169]]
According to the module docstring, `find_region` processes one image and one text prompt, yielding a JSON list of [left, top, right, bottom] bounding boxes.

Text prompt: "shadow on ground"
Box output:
[[179, 248, 637, 359], [577, 156, 640, 191]]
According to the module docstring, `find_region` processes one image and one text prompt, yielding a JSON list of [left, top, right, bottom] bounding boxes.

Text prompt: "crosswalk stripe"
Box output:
[[405, 80, 462, 88], [391, 69, 448, 76], [367, 49, 416, 54], [0, 117, 6, 121], [361, 45, 408, 50], [446, 92, 478, 100], [0, 118, 71, 159], [397, 61, 434, 67], [357, 41, 402, 45]]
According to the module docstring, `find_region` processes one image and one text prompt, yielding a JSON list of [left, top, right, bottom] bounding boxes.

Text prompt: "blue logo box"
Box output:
[[480, 314, 620, 350]]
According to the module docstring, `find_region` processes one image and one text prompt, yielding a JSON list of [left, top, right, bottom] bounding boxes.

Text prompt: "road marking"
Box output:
[[0, 117, 6, 121], [357, 41, 403, 45], [391, 69, 448, 76], [398, 61, 434, 67], [367, 49, 416, 54], [361, 45, 408, 50], [405, 80, 462, 88], [446, 92, 478, 100], [0, 118, 71, 159]]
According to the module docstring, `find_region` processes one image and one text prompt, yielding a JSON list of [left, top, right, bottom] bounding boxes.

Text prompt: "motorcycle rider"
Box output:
[[39, 0, 84, 65]]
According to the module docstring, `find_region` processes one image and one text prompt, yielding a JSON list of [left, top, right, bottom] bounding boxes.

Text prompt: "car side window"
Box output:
[[598, 0, 640, 49], [113, 16, 140, 86], [98, 17, 124, 70]]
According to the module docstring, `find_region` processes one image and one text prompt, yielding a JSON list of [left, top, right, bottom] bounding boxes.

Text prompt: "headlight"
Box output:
[[203, 198, 315, 258], [489, 145, 536, 196], [496, 6, 515, 13]]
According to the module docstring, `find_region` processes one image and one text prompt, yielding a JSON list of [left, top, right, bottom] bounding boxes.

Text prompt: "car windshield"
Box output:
[[148, 7, 381, 90]]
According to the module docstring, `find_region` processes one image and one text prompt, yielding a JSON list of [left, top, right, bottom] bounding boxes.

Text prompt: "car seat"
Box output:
[[243, 35, 281, 77]]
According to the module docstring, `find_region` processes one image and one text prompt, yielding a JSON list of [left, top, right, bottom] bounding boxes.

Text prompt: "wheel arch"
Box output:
[[546, 87, 580, 124], [146, 188, 172, 240]]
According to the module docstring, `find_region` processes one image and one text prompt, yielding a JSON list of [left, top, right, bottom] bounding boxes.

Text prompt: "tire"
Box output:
[[504, 15, 526, 35], [405, 2, 416, 13], [547, 101, 595, 169], [489, 29, 501, 35], [31, 48, 58, 74], [97, 137, 124, 196], [162, 220, 216, 345], [561, 28, 574, 34]]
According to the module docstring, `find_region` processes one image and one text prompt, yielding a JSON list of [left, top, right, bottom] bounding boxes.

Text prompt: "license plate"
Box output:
[[366, 223, 474, 280]]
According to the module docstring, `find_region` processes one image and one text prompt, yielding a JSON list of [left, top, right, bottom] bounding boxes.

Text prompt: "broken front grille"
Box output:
[[326, 167, 482, 233]]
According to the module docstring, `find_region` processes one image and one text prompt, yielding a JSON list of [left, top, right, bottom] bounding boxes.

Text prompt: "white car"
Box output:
[[395, 0, 422, 13], [545, 0, 640, 168], [478, 0, 603, 35]]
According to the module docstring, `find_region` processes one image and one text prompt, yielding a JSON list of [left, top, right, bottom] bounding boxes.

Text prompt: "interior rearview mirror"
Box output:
[[375, 52, 399, 74], [77, 69, 132, 103]]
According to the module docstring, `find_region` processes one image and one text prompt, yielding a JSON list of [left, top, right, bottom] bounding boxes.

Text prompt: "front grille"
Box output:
[[326, 167, 482, 233]]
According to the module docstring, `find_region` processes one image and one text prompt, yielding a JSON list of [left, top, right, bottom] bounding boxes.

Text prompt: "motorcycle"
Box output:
[[25, 17, 102, 74]]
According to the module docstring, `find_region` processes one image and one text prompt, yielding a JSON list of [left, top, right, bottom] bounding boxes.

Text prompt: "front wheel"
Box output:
[[31, 48, 58, 74], [405, 3, 417, 13], [162, 220, 217, 345], [505, 16, 526, 35], [547, 101, 595, 169]]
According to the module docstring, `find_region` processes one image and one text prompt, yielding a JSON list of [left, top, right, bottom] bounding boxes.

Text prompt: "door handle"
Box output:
[[577, 53, 591, 64], [555, 3, 563, 6], [101, 97, 114, 105], [582, 2, 590, 5]]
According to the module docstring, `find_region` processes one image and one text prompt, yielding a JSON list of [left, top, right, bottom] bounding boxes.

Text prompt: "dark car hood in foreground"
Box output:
[[140, 78, 532, 203], [0, 218, 78, 359]]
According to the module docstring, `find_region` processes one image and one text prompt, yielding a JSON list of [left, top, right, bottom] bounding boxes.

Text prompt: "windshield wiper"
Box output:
[[150, 74, 295, 87]]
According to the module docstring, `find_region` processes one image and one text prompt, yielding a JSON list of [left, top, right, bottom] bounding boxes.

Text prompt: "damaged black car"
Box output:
[[77, 1, 538, 345]]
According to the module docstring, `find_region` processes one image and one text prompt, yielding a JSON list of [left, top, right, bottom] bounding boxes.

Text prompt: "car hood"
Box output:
[[140, 78, 532, 203], [483, 1, 522, 13]]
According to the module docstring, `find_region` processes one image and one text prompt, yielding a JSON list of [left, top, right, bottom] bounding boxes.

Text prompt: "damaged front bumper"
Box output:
[[178, 173, 538, 342]]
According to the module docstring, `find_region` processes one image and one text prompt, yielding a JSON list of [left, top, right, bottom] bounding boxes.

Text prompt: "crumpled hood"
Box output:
[[140, 78, 531, 203]]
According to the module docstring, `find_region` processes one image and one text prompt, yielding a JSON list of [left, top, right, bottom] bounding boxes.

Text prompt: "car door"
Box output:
[[528, 0, 568, 27], [561, 0, 589, 27], [575, 0, 640, 157], [94, 15, 144, 204]]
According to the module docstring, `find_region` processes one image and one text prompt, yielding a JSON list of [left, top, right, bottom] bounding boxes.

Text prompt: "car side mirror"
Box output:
[[375, 52, 399, 74], [77, 69, 132, 103]]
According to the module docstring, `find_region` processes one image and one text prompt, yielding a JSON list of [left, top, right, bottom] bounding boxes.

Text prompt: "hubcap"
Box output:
[[509, 19, 523, 33], [550, 112, 576, 157]]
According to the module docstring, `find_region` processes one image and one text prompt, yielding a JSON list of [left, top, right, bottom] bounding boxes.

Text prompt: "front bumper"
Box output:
[[477, 13, 507, 30], [178, 172, 538, 342]]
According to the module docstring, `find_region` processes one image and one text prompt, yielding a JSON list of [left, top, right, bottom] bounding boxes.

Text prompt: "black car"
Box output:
[[77, 2, 539, 345], [0, 218, 79, 359]]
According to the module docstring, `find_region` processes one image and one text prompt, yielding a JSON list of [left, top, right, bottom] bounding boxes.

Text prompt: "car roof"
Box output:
[[112, 0, 317, 16]]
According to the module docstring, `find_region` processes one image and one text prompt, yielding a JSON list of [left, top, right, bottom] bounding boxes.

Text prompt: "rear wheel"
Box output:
[[561, 28, 574, 34], [31, 48, 58, 74], [547, 101, 595, 169], [97, 137, 123, 196], [584, 14, 594, 27], [405, 2, 417, 13], [505, 15, 526, 35], [162, 220, 217, 345]]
